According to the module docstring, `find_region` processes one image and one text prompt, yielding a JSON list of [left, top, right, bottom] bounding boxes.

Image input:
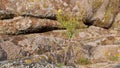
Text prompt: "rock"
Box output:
[[100, 36, 117, 45], [0, 0, 119, 29], [0, 60, 76, 68], [91, 0, 119, 28], [0, 41, 23, 60], [0, 23, 120, 67], [0, 16, 60, 34], [91, 45, 120, 63], [16, 34, 66, 55], [39, 43, 89, 65], [0, 0, 92, 19], [1, 59, 120, 68], [0, 34, 89, 65], [112, 13, 120, 29], [87, 62, 120, 68], [0, 0, 120, 67], [0, 48, 7, 61], [78, 26, 109, 43]]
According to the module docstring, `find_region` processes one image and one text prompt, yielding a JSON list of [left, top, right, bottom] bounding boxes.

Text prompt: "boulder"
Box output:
[[0, 34, 89, 65], [0, 0, 92, 19], [0, 16, 60, 34], [0, 0, 119, 31]]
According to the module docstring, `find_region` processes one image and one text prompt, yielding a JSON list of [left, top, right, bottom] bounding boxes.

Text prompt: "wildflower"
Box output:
[[57, 9, 63, 14]]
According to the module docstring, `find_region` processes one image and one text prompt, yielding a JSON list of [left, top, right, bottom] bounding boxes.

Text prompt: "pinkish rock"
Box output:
[[0, 41, 23, 60], [0, 34, 89, 65], [0, 16, 60, 34], [0, 0, 119, 29]]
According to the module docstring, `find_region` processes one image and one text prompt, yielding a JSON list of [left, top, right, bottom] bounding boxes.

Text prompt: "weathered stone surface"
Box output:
[[0, 25, 120, 67], [0, 34, 89, 65], [0, 0, 120, 67], [91, 45, 120, 63], [0, 16, 60, 34], [1, 59, 120, 68], [91, 0, 120, 28], [112, 13, 120, 29], [0, 0, 92, 18], [0, 48, 7, 61], [0, 26, 119, 64], [0, 0, 119, 29], [0, 41, 23, 60]]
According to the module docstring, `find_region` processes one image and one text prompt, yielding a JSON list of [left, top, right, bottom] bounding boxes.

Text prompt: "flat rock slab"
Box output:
[[0, 16, 60, 34]]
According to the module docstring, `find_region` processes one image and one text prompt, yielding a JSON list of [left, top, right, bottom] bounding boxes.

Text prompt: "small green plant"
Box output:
[[109, 53, 120, 61], [105, 51, 120, 61], [76, 57, 90, 65], [111, 56, 119, 61], [57, 63, 64, 68], [57, 9, 86, 38]]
